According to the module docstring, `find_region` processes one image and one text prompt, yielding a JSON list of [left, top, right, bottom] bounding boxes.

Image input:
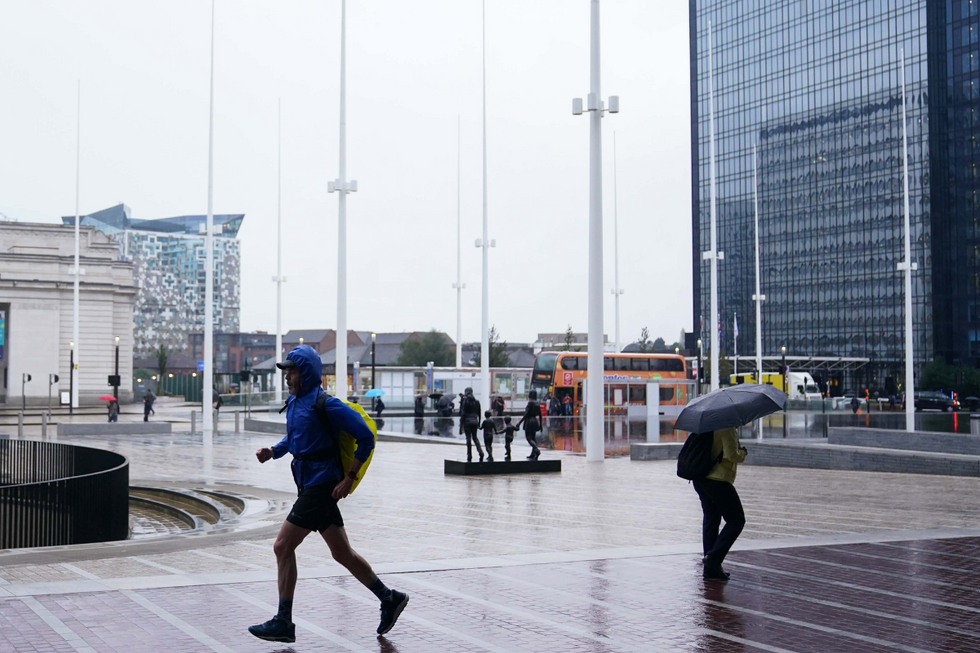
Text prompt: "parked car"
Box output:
[[905, 391, 958, 412]]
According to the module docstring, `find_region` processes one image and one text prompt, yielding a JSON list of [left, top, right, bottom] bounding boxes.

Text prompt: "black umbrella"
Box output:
[[674, 384, 787, 434]]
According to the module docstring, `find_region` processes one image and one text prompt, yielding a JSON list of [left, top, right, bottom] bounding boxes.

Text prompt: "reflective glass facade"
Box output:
[[692, 0, 980, 392]]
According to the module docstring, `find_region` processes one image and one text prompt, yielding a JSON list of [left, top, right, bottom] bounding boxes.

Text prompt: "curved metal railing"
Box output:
[[0, 440, 129, 549]]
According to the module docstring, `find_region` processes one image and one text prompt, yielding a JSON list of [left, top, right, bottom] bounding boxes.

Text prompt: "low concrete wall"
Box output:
[[244, 418, 285, 435], [56, 422, 171, 436], [631, 437, 980, 478], [630, 442, 685, 461], [828, 427, 980, 455], [243, 418, 463, 446], [743, 440, 980, 477]]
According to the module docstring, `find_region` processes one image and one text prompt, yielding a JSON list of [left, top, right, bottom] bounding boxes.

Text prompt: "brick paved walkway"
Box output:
[[5, 534, 980, 652], [5, 434, 980, 651]]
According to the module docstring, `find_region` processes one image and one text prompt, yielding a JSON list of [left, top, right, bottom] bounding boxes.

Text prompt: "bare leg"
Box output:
[[321, 524, 378, 588], [274, 520, 311, 599]]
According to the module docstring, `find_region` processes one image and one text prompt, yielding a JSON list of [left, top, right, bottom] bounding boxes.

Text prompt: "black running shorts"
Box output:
[[286, 480, 345, 532]]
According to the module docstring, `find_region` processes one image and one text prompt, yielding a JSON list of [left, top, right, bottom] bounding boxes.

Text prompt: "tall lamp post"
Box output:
[[572, 0, 619, 462], [113, 336, 120, 400], [704, 21, 723, 393], [273, 98, 286, 404], [202, 0, 217, 441], [328, 0, 358, 402], [453, 116, 465, 369], [898, 47, 917, 433], [72, 81, 81, 411], [370, 332, 376, 411], [611, 131, 624, 353], [781, 345, 787, 393], [696, 338, 702, 397], [69, 341, 74, 415]]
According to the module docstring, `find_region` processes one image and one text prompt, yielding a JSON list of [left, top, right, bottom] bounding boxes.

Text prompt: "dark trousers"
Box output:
[[143, 404, 151, 422], [464, 423, 483, 460], [483, 433, 494, 458], [693, 478, 745, 565], [505, 435, 513, 460]]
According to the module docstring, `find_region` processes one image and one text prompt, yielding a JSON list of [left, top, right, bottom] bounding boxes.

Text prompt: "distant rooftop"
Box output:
[[61, 204, 244, 237]]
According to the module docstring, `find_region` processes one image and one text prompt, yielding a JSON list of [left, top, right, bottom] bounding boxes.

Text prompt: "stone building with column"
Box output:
[[0, 221, 136, 406]]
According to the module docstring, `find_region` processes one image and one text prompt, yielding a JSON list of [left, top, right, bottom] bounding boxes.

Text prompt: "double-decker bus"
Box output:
[[531, 351, 691, 415]]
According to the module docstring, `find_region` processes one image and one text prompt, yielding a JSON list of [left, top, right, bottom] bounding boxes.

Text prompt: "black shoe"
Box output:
[[479, 455, 484, 463], [248, 617, 295, 643], [703, 564, 730, 581], [377, 590, 409, 635], [505, 456, 511, 462], [487, 455, 494, 462], [467, 457, 473, 463]]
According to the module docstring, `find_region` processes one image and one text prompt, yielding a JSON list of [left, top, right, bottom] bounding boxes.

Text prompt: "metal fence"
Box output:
[[0, 440, 129, 549]]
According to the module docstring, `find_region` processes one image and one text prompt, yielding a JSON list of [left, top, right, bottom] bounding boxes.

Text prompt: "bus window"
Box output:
[[560, 357, 578, 371], [604, 356, 616, 370], [534, 352, 558, 374], [631, 358, 649, 371], [615, 357, 630, 371], [660, 387, 675, 402], [628, 385, 646, 402], [652, 358, 685, 372]]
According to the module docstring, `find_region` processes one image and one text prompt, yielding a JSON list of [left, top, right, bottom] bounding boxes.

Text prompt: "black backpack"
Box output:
[[676, 431, 721, 481]]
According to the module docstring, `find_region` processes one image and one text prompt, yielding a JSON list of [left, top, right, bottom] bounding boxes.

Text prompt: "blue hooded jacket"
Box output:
[[271, 345, 375, 491]]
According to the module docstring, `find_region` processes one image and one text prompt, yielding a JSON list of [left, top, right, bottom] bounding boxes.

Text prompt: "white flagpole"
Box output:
[[480, 0, 490, 410], [72, 81, 81, 410], [585, 0, 605, 461], [611, 131, 623, 354], [330, 0, 357, 400], [203, 0, 215, 439], [900, 47, 915, 432], [753, 144, 764, 385], [455, 115, 464, 368], [707, 21, 720, 392], [274, 99, 283, 403]]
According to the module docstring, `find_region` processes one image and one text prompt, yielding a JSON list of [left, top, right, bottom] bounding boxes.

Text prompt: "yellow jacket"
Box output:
[[705, 428, 747, 484]]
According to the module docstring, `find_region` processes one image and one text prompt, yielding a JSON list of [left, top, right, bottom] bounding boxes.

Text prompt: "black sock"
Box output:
[[369, 577, 393, 602], [277, 597, 292, 623]]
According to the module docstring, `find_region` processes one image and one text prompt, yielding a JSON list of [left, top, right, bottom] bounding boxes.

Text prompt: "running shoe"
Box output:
[[248, 616, 295, 643], [377, 590, 409, 635]]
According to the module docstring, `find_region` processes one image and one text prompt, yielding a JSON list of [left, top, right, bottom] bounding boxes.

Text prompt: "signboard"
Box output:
[[563, 371, 574, 385], [197, 360, 205, 372], [60, 391, 70, 406], [0, 309, 5, 361]]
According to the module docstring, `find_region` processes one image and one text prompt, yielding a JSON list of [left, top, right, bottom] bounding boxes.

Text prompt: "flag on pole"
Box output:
[[733, 312, 738, 339]]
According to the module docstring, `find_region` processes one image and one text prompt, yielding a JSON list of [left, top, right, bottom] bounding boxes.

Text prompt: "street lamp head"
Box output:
[[781, 346, 787, 354], [299, 337, 304, 345], [70, 341, 74, 349], [192, 372, 197, 377], [151, 375, 157, 380], [697, 339, 702, 348], [675, 347, 680, 354], [371, 332, 376, 342], [168, 373, 174, 378], [114, 336, 120, 345]]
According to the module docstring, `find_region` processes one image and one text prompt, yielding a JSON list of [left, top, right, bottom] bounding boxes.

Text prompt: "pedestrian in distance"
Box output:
[[459, 387, 484, 462], [492, 394, 505, 417], [213, 387, 223, 421], [107, 399, 119, 423], [563, 394, 573, 416], [375, 396, 385, 418], [501, 415, 518, 461], [480, 410, 498, 462], [143, 390, 155, 422], [851, 396, 860, 414], [249, 345, 408, 643], [692, 428, 747, 581], [516, 389, 542, 460], [414, 393, 425, 418]]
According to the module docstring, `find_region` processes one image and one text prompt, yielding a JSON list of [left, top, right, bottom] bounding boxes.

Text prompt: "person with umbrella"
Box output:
[[101, 396, 119, 422], [674, 384, 786, 582]]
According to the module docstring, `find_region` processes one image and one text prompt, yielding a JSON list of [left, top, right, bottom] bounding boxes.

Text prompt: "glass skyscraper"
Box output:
[[691, 0, 980, 393]]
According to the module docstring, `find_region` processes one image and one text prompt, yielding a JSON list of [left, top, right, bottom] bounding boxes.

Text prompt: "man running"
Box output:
[[249, 345, 408, 643]]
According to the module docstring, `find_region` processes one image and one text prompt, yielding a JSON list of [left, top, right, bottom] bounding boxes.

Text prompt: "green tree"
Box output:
[[473, 326, 511, 367], [156, 344, 169, 379], [919, 358, 955, 392], [396, 330, 455, 367], [637, 327, 652, 352], [652, 337, 667, 352], [563, 325, 575, 351]]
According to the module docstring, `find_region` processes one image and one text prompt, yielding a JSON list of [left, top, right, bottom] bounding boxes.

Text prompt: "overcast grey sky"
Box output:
[[0, 0, 692, 347]]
